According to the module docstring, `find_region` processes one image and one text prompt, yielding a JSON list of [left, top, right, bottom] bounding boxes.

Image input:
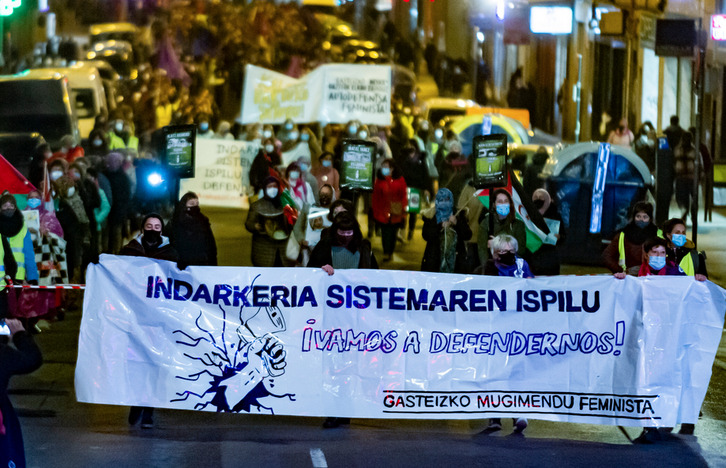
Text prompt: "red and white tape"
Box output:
[[7, 284, 86, 290]]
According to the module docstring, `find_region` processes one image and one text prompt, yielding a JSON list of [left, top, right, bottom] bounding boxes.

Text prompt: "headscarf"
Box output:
[[435, 188, 454, 224]]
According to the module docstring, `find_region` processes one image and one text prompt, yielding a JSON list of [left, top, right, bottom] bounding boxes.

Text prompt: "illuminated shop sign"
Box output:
[[530, 6, 573, 35]]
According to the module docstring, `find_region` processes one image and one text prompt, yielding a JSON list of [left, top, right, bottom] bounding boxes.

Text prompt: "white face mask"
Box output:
[[263, 130, 272, 138], [50, 170, 63, 181], [93, 139, 103, 147], [265, 144, 274, 153], [289, 171, 300, 180], [358, 131, 368, 139], [67, 187, 76, 197], [115, 122, 124, 133], [265, 187, 279, 199], [289, 131, 299, 140]]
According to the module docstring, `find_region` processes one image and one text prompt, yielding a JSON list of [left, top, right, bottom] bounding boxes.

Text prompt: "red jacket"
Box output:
[[372, 175, 407, 225]]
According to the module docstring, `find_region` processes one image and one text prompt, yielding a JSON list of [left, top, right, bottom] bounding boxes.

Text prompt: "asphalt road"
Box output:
[[13, 205, 726, 467]]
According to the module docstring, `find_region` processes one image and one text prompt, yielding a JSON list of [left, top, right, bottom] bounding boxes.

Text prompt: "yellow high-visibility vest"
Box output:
[[618, 232, 626, 271], [8, 224, 28, 281]]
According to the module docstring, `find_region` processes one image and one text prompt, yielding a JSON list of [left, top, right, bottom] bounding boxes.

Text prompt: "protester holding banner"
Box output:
[[120, 213, 178, 428], [629, 237, 686, 279], [312, 152, 340, 200], [372, 159, 408, 262], [0, 318, 43, 468], [660, 218, 707, 281], [420, 188, 471, 273], [169, 192, 218, 269], [602, 201, 657, 276], [245, 177, 290, 267], [477, 189, 527, 267]]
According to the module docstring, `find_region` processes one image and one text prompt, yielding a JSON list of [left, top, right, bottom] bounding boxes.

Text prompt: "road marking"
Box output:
[[310, 448, 328, 468]]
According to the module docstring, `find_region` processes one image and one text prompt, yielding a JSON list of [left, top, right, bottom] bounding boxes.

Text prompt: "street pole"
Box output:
[[575, 54, 582, 143], [692, 19, 706, 247]]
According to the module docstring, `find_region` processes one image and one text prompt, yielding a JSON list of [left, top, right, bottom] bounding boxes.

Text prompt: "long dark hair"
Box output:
[[490, 188, 516, 224], [173, 191, 199, 222], [331, 211, 363, 252]]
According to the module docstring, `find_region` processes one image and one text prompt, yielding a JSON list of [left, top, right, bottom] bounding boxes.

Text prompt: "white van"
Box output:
[[64, 64, 108, 138]]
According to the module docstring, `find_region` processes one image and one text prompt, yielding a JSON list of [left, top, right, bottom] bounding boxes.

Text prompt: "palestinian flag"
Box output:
[[0, 153, 37, 208], [475, 170, 550, 253]]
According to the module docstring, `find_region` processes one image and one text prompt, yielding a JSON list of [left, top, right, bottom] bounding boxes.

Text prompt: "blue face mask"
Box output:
[[381, 167, 391, 177], [299, 163, 309, 172], [495, 204, 510, 217], [26, 198, 41, 209], [200, 122, 209, 132], [649, 255, 666, 271], [671, 234, 686, 247]]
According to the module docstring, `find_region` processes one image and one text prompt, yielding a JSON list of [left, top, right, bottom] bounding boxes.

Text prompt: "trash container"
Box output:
[[541, 142, 654, 265]]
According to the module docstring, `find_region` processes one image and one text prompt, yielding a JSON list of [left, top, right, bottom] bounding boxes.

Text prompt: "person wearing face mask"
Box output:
[[477, 189, 527, 267], [0, 193, 39, 289], [69, 161, 101, 272], [602, 201, 657, 276], [284, 162, 315, 209], [53, 176, 90, 283], [475, 233, 531, 435], [296, 156, 319, 204], [102, 152, 131, 254], [84, 129, 110, 158], [107, 116, 139, 156], [196, 113, 215, 139], [634, 122, 657, 173], [48, 159, 68, 187], [245, 177, 290, 267], [312, 152, 340, 200], [528, 188, 562, 276], [249, 138, 283, 197], [120, 213, 177, 429], [372, 159, 408, 262], [420, 188, 471, 273], [293, 184, 336, 267], [28, 143, 54, 191], [51, 135, 84, 164], [401, 144, 433, 240], [308, 210, 378, 429], [660, 218, 707, 281], [215, 121, 234, 140], [169, 192, 217, 270]]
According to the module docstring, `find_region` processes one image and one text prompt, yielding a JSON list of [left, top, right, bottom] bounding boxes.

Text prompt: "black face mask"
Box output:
[[336, 233, 354, 247], [533, 199, 545, 210], [1, 209, 14, 218], [186, 206, 201, 216], [143, 229, 161, 244], [319, 196, 332, 207], [498, 252, 516, 266]]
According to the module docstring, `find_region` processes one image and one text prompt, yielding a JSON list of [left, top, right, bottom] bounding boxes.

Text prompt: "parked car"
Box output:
[[0, 70, 80, 149]]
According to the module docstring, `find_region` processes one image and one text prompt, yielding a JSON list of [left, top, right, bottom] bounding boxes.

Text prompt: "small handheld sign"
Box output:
[[163, 124, 197, 179], [340, 139, 377, 191], [473, 134, 508, 189]]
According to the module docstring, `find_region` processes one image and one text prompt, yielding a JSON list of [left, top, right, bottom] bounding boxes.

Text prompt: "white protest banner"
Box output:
[[179, 138, 260, 208], [76, 256, 726, 427], [240, 64, 391, 126]]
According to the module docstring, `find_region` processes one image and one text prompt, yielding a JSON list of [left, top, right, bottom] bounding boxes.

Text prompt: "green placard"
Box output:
[[340, 139, 376, 191]]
